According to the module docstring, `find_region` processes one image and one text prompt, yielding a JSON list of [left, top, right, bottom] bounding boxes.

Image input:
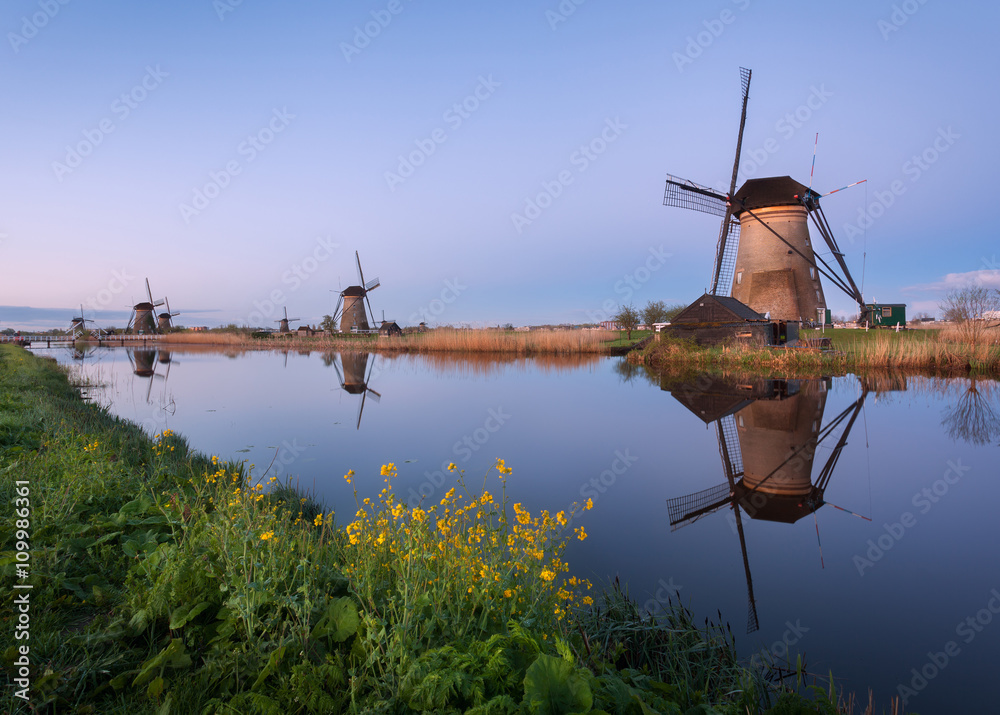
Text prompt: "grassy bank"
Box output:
[[1, 345, 899, 713], [633, 327, 1000, 377]]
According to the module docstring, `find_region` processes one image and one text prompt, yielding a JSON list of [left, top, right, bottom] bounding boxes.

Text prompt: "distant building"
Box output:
[[379, 321, 402, 337], [600, 320, 620, 331], [864, 303, 906, 328]]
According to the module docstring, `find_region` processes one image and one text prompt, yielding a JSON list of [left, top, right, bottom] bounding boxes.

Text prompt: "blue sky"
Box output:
[[1, 0, 997, 330]]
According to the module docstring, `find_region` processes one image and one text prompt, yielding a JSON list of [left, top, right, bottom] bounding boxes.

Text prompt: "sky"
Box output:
[[1, 0, 998, 331]]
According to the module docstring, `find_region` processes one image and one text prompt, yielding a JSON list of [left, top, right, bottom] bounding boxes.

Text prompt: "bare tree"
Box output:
[[613, 304, 640, 340], [939, 286, 1000, 343]]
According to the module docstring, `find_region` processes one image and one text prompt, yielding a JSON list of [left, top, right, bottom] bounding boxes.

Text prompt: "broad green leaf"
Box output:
[[523, 653, 593, 715]]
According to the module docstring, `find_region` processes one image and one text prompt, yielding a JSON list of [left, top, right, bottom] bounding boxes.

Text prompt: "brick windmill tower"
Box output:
[[662, 68, 867, 324], [332, 251, 380, 333]]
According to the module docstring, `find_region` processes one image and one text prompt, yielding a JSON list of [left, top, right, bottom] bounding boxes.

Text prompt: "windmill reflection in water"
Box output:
[[664, 376, 875, 633], [127, 347, 175, 405], [330, 351, 381, 430]]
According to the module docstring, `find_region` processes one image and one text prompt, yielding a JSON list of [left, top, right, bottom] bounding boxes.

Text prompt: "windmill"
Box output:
[[156, 297, 181, 332], [663, 377, 868, 632], [70, 304, 97, 337], [662, 68, 867, 324], [274, 307, 300, 334], [127, 278, 165, 334], [332, 251, 380, 333], [332, 351, 381, 429]]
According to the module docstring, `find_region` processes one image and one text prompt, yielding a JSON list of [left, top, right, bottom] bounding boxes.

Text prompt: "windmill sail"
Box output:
[[709, 67, 752, 296], [662, 175, 728, 216]]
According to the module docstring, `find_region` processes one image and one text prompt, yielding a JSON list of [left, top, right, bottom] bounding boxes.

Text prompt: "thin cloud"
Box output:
[[903, 269, 1000, 293]]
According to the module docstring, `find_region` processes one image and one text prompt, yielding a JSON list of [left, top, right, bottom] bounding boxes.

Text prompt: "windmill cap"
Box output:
[[342, 285, 366, 296], [732, 176, 819, 216]]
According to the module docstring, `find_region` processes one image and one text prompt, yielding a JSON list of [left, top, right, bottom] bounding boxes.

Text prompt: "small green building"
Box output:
[[864, 303, 906, 328]]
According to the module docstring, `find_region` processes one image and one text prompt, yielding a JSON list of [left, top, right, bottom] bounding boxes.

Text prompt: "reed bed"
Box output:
[[134, 328, 622, 355], [637, 329, 1000, 377]]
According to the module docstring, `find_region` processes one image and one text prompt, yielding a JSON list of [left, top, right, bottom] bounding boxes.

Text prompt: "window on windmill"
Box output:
[[736, 271, 743, 285], [882, 307, 892, 317], [809, 267, 815, 280], [816, 290, 821, 301], [738, 415, 744, 427]]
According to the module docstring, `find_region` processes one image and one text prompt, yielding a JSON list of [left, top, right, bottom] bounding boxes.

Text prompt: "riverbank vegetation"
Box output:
[[632, 327, 1000, 376], [110, 327, 636, 356], [1, 345, 905, 713]]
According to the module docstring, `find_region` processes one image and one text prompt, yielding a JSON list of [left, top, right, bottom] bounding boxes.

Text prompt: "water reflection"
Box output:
[[329, 351, 381, 429], [940, 379, 1000, 446], [126, 347, 173, 404], [661, 376, 871, 633]]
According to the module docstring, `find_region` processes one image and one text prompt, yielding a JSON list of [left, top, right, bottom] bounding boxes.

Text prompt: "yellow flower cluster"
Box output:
[[83, 439, 99, 453], [341, 457, 593, 626]]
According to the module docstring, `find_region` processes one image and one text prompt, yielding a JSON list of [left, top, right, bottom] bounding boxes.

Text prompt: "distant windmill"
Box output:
[[333, 351, 381, 429], [70, 304, 97, 337], [664, 377, 868, 633], [332, 251, 380, 333], [274, 307, 300, 334], [662, 67, 867, 324], [127, 278, 165, 334], [156, 297, 181, 332]]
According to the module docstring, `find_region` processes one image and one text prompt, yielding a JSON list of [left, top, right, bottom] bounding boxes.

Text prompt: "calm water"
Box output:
[[38, 344, 1000, 713]]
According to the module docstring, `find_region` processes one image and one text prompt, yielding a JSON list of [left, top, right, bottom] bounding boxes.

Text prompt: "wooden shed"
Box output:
[[378, 321, 402, 337], [660, 293, 796, 346]]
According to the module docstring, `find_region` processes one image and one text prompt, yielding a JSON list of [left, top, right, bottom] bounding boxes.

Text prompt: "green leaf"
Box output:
[[312, 597, 360, 643], [147, 675, 165, 699], [523, 653, 593, 715], [133, 639, 191, 687], [168, 601, 212, 630], [251, 645, 287, 691]]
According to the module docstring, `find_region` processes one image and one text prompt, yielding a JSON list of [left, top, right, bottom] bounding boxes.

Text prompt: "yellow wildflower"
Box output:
[[260, 530, 274, 541], [575, 526, 587, 541]]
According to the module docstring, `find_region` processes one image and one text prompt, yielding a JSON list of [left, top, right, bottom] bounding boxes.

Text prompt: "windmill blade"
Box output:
[[146, 278, 153, 303], [709, 67, 752, 295], [283, 306, 289, 321], [709, 218, 741, 296], [332, 357, 345, 387], [355, 251, 365, 287], [364, 292, 376, 329], [364, 276, 380, 292], [663, 175, 729, 217], [332, 293, 345, 323], [666, 482, 732, 530], [366, 387, 381, 403], [355, 389, 367, 430]]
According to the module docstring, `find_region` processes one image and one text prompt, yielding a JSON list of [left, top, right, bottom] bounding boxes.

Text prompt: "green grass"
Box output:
[[0, 345, 899, 714], [601, 330, 653, 350]]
